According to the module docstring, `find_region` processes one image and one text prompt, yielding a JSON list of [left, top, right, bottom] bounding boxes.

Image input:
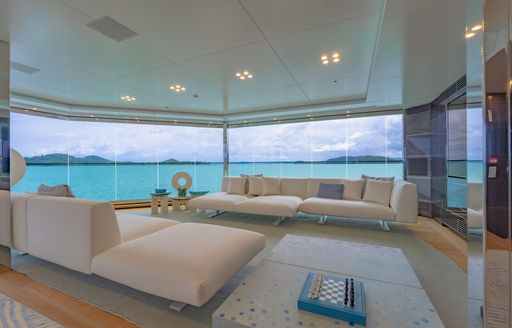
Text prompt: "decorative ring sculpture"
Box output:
[[172, 172, 192, 190]]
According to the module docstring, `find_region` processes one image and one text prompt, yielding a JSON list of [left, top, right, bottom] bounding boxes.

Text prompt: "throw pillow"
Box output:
[[339, 179, 365, 201], [226, 177, 247, 194], [317, 183, 344, 199], [248, 176, 264, 195], [361, 174, 395, 194], [37, 184, 75, 197], [362, 179, 394, 206], [262, 177, 281, 195], [241, 174, 263, 194]]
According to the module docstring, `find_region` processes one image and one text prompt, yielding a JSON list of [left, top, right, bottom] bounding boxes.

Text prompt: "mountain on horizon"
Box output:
[[24, 153, 185, 165], [326, 155, 401, 163]]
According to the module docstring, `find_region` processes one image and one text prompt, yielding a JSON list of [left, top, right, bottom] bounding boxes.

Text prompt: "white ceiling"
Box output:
[[1, 0, 467, 121]]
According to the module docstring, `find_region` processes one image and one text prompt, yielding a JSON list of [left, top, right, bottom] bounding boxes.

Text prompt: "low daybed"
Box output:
[[9, 192, 265, 307], [189, 176, 418, 229]]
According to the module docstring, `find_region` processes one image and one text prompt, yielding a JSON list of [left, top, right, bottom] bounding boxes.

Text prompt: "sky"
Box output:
[[10, 111, 483, 162]]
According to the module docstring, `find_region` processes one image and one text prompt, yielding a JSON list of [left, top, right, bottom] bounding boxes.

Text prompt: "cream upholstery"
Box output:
[[26, 196, 122, 274], [92, 223, 265, 307], [192, 176, 418, 224], [11, 192, 38, 252], [468, 182, 484, 229], [248, 176, 264, 195], [188, 192, 249, 211], [227, 177, 247, 195], [389, 180, 418, 223], [299, 198, 395, 220], [363, 179, 394, 206], [10, 193, 266, 307], [235, 195, 302, 217], [0, 190, 10, 248], [262, 177, 281, 195], [117, 214, 180, 242]]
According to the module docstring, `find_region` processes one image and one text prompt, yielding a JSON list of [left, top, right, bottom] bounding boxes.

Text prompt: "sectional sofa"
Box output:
[[189, 176, 418, 229], [9, 192, 265, 307]]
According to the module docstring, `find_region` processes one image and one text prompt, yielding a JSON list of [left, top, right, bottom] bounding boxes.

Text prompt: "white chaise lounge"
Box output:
[[189, 176, 418, 229], [9, 192, 265, 307]]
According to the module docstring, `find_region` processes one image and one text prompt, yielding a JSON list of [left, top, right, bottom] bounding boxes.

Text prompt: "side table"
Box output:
[[171, 196, 191, 211], [150, 192, 170, 216]]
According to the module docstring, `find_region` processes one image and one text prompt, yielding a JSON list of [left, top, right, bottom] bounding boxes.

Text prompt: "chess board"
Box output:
[[298, 272, 366, 326]]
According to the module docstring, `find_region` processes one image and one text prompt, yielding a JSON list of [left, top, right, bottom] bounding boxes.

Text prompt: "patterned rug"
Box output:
[[0, 293, 63, 328]]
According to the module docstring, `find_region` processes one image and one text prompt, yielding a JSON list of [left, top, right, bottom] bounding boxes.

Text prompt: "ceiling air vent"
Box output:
[[10, 61, 41, 74], [86, 16, 138, 42]]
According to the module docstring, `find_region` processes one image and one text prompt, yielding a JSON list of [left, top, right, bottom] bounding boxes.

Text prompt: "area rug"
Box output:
[[0, 293, 63, 328], [12, 211, 467, 328]]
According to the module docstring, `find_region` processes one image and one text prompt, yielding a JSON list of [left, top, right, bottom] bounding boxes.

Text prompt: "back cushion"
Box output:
[[363, 179, 394, 206], [317, 183, 344, 199], [280, 178, 308, 199], [227, 177, 247, 195], [262, 177, 281, 195], [248, 176, 264, 195], [340, 179, 365, 201], [307, 179, 344, 198]]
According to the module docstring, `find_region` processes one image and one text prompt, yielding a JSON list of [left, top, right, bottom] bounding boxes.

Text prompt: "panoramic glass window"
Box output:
[[229, 114, 403, 179], [11, 113, 223, 201]]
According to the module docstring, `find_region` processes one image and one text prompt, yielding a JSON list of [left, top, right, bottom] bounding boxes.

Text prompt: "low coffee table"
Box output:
[[171, 196, 191, 211], [213, 235, 444, 328], [150, 192, 170, 216]]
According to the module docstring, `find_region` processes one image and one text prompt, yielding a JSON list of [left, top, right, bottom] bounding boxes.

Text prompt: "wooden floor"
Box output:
[[0, 215, 467, 328], [0, 265, 136, 328]]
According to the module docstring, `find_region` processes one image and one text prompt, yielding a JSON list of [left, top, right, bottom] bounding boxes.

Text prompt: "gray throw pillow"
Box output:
[[317, 183, 344, 199], [37, 184, 75, 198]]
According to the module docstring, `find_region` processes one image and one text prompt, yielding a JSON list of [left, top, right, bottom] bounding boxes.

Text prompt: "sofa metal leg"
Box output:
[[208, 210, 227, 218], [272, 216, 288, 226], [318, 215, 328, 225], [169, 301, 188, 311], [379, 220, 391, 231]]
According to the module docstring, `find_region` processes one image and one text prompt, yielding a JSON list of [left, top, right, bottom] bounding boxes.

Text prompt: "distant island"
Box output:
[[24, 153, 402, 165], [24, 154, 208, 165]]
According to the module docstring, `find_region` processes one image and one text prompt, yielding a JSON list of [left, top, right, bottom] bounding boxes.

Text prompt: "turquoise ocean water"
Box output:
[[12, 162, 483, 206]]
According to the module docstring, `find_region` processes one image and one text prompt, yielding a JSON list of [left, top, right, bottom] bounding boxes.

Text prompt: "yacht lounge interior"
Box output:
[[0, 0, 509, 327]]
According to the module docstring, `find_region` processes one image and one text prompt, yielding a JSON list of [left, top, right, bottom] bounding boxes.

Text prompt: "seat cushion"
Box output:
[[92, 223, 265, 307], [299, 198, 395, 221], [117, 214, 181, 242], [188, 192, 249, 211], [235, 195, 301, 217]]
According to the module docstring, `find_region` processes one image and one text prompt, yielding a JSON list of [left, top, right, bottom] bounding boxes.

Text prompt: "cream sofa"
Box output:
[[189, 177, 418, 229], [9, 193, 265, 307]]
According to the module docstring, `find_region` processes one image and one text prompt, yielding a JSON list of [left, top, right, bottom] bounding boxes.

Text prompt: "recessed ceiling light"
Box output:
[[121, 95, 136, 102], [32, 107, 38, 110], [90, 115, 94, 117], [471, 24, 482, 31], [321, 51, 342, 65], [235, 70, 253, 80], [170, 84, 186, 92], [465, 32, 475, 39]]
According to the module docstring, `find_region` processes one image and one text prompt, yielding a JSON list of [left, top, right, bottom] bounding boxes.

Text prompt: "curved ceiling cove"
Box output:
[[2, 0, 465, 122]]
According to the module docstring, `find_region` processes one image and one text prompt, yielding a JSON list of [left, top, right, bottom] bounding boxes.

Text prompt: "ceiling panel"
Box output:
[[59, 0, 264, 62], [299, 75, 368, 103], [181, 41, 297, 95], [10, 47, 105, 94], [231, 86, 309, 111], [270, 12, 382, 86], [366, 77, 403, 105], [63, 80, 159, 109], [240, 0, 383, 38], [10, 0, 170, 79], [178, 95, 247, 114], [118, 64, 222, 105]]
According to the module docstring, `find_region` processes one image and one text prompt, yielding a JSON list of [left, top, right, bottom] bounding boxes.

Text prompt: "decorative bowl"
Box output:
[[189, 190, 209, 196], [155, 188, 167, 193]]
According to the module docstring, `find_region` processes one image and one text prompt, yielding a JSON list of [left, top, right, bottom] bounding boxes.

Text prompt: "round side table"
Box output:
[[150, 192, 170, 216], [171, 196, 191, 211]]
